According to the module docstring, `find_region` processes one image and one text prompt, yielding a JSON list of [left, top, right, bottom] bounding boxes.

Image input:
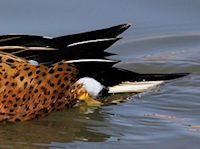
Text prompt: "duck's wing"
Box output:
[[69, 61, 188, 87]]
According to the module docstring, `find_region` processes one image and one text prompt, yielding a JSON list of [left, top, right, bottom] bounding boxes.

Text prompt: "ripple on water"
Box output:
[[1, 33, 200, 149]]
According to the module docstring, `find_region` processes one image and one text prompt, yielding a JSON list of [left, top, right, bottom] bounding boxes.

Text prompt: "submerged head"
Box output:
[[75, 77, 109, 106], [76, 77, 105, 98]]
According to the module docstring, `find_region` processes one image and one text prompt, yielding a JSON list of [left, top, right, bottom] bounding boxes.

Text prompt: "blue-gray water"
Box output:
[[0, 0, 200, 148]]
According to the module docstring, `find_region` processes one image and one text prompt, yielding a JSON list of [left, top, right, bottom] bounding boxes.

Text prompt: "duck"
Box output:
[[0, 24, 188, 122]]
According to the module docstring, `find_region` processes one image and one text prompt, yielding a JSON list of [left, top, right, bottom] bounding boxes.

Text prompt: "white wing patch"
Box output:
[[108, 81, 164, 93]]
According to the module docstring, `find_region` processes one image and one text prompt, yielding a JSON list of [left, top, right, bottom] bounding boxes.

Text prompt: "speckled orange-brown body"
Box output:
[[0, 52, 80, 122]]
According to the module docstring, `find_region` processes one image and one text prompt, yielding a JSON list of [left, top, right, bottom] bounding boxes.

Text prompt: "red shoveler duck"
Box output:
[[0, 24, 188, 122]]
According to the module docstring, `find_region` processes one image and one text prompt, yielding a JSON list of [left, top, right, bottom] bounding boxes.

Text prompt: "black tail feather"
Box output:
[[62, 37, 121, 60], [0, 24, 130, 47], [0, 35, 51, 46], [52, 24, 131, 46], [0, 24, 130, 64]]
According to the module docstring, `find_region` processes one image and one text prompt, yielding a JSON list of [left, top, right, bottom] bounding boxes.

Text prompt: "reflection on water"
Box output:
[[0, 108, 111, 148]]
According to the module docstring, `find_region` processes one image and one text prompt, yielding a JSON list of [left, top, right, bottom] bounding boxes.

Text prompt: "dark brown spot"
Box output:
[[16, 97, 20, 101], [11, 82, 16, 87], [30, 78, 34, 83], [27, 96, 31, 101], [6, 58, 15, 63], [12, 94, 16, 97], [61, 83, 65, 88], [41, 86, 47, 92], [3, 94, 8, 98], [25, 106, 29, 111], [34, 89, 38, 93], [1, 100, 6, 103], [64, 76, 68, 81], [42, 72, 46, 76], [4, 75, 8, 79], [22, 97, 26, 102], [53, 90, 57, 94], [11, 65, 17, 69], [13, 72, 19, 78], [50, 83, 55, 87], [24, 67, 30, 71], [28, 72, 33, 76], [66, 85, 70, 90], [66, 68, 71, 71], [22, 114, 27, 117], [38, 94, 42, 98], [5, 81, 9, 86], [24, 82, 28, 89], [57, 79, 61, 85], [48, 69, 55, 74], [57, 67, 63, 71], [47, 90, 50, 95], [20, 76, 24, 81], [51, 96, 55, 100], [38, 80, 42, 85], [9, 109, 14, 113], [30, 85, 34, 90], [54, 74, 60, 78], [13, 104, 17, 108], [15, 118, 21, 122], [36, 70, 40, 74]]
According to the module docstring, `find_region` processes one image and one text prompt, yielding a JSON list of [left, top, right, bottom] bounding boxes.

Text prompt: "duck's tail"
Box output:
[[0, 24, 130, 64]]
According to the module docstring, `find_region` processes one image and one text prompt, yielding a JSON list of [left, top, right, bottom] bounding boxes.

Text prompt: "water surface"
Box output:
[[0, 0, 200, 148]]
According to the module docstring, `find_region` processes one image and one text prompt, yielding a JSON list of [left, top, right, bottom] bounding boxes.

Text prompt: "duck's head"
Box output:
[[75, 77, 108, 106]]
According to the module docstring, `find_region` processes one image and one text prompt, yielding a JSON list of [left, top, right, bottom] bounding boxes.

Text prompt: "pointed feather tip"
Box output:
[[120, 23, 132, 29], [109, 37, 122, 42], [106, 23, 131, 38], [115, 23, 131, 32]]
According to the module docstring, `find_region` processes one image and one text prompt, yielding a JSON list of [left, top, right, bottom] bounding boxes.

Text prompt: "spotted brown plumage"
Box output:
[[0, 52, 81, 122]]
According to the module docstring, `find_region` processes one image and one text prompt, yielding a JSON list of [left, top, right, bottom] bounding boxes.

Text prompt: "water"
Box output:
[[0, 0, 200, 148]]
